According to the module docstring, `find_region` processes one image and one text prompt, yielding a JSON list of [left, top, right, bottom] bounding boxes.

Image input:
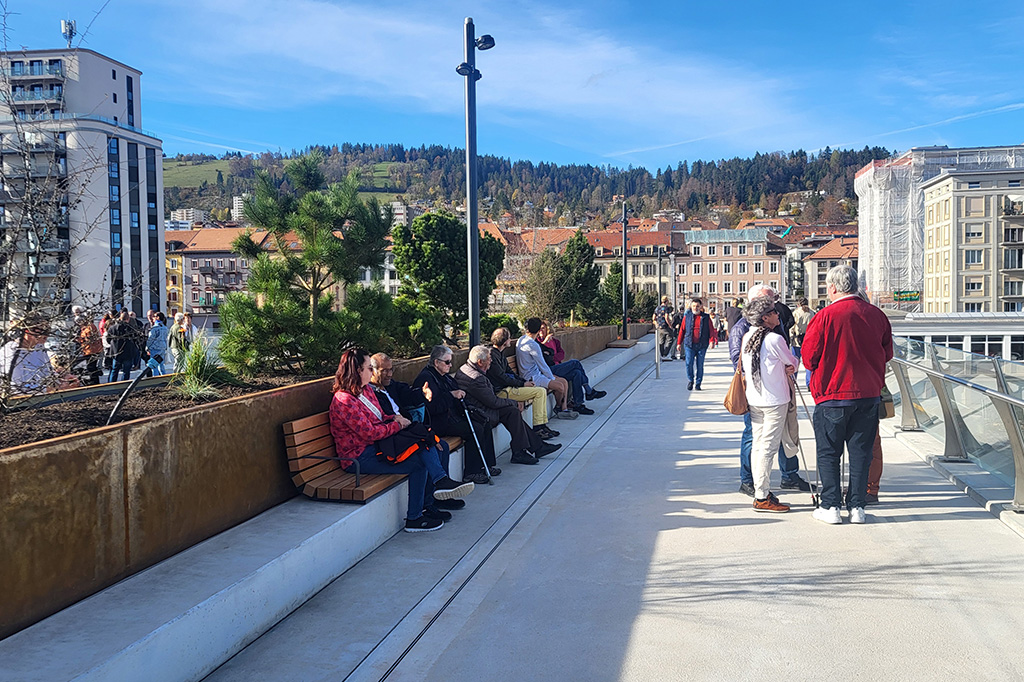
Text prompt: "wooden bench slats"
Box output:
[[351, 474, 406, 501], [291, 459, 340, 486], [285, 423, 331, 447], [282, 412, 464, 505], [282, 412, 330, 436]]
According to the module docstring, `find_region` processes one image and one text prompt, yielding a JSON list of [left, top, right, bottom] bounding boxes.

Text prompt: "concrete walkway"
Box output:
[[206, 347, 1024, 682]]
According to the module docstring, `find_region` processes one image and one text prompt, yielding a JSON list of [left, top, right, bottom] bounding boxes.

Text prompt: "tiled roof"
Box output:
[[519, 227, 579, 253], [804, 236, 858, 261], [779, 223, 858, 244], [735, 217, 798, 230], [587, 231, 670, 251], [478, 222, 507, 245], [173, 227, 263, 253]]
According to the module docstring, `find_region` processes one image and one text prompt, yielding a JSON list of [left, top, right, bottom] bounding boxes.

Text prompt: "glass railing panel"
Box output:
[[950, 384, 1016, 486], [902, 364, 944, 438]]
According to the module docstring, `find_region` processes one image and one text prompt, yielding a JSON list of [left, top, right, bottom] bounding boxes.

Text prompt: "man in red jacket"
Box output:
[[802, 266, 892, 526]]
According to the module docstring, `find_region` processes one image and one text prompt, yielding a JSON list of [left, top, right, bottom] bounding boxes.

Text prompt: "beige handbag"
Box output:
[[723, 366, 748, 415]]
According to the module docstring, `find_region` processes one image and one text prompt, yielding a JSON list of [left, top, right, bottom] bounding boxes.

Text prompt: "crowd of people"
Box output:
[[0, 306, 201, 396], [327, 318, 607, 533], [655, 265, 893, 524]]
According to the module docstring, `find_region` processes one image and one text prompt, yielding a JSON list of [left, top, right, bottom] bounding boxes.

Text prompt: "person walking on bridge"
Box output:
[[678, 298, 711, 391], [802, 265, 892, 525]]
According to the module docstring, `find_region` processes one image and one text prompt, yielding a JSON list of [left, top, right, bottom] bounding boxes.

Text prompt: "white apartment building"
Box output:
[[170, 207, 206, 224], [231, 195, 248, 222], [1, 48, 165, 318], [922, 169, 1024, 313]]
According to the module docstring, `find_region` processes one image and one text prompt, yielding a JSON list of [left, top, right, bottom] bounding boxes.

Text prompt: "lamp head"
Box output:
[[476, 34, 495, 50], [456, 62, 474, 76]]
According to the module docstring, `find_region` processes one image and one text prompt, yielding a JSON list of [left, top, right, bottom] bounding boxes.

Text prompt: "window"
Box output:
[[769, 280, 778, 291], [691, 282, 701, 295], [738, 281, 748, 294], [738, 245, 747, 255], [191, 259, 198, 268], [707, 262, 717, 275], [241, 259, 248, 268], [1005, 281, 1024, 296], [109, 162, 119, 178], [754, 244, 763, 255], [1005, 302, 1024, 312], [708, 282, 717, 294], [631, 247, 640, 256], [170, 275, 178, 286], [723, 245, 731, 256], [966, 197, 985, 216], [678, 282, 687, 294], [112, 68, 117, 80], [192, 290, 200, 302], [631, 264, 639, 277], [965, 225, 983, 239], [1006, 249, 1024, 269], [169, 258, 178, 269], [723, 281, 733, 294], [109, 185, 119, 202], [130, 212, 139, 228], [1010, 180, 1022, 188], [108, 137, 118, 155], [169, 292, 178, 302], [964, 302, 984, 313], [691, 246, 701, 256], [677, 263, 686, 275], [692, 263, 701, 275], [110, 208, 120, 225], [964, 250, 983, 265], [113, 93, 117, 104], [723, 262, 732, 274], [707, 245, 716, 256], [229, 259, 236, 270], [204, 259, 212, 268], [769, 261, 779, 274], [967, 182, 980, 189], [217, 258, 224, 268], [738, 262, 747, 274], [205, 275, 212, 284], [754, 262, 763, 274], [965, 281, 982, 293]]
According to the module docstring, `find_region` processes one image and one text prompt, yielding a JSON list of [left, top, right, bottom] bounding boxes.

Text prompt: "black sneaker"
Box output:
[[532, 442, 561, 457], [687, 382, 694, 391], [662, 356, 673, 362], [586, 389, 607, 400], [695, 384, 702, 391], [574, 404, 595, 415], [739, 482, 755, 497], [462, 472, 490, 485], [404, 515, 444, 532], [489, 466, 502, 476], [780, 476, 811, 492], [433, 476, 474, 500], [534, 425, 560, 439], [436, 498, 466, 510], [511, 450, 539, 465], [423, 506, 452, 521]]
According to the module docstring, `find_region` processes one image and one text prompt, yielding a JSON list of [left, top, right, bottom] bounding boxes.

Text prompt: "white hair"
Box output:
[[469, 345, 491, 364], [826, 265, 859, 295], [174, 312, 185, 322], [746, 284, 777, 301]]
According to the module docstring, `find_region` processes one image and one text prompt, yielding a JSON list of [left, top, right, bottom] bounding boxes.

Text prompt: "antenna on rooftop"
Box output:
[[61, 19, 77, 49]]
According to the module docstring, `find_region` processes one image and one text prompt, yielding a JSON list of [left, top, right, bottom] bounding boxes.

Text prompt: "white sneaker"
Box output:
[[849, 507, 867, 524], [813, 506, 842, 525]]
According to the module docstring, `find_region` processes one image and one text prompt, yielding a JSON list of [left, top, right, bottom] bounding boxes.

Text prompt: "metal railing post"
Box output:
[[888, 361, 922, 431], [928, 349, 970, 461], [992, 359, 1024, 511]]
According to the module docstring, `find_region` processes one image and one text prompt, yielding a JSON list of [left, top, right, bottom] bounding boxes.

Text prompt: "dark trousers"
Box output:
[[442, 413, 496, 476], [108, 357, 131, 383], [813, 400, 879, 510], [658, 328, 674, 358], [552, 359, 589, 405], [493, 403, 545, 455], [350, 442, 447, 521]]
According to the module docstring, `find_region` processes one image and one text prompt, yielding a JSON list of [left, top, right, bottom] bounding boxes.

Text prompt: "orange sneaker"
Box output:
[[753, 493, 790, 513]]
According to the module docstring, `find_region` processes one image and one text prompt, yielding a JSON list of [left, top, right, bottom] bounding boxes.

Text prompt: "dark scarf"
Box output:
[[743, 325, 773, 393]]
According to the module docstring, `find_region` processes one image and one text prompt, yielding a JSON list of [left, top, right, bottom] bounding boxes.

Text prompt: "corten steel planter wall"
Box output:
[[0, 326, 626, 639], [0, 376, 333, 640]]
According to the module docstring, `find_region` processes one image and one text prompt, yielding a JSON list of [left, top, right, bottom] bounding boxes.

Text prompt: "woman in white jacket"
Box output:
[[741, 296, 800, 513]]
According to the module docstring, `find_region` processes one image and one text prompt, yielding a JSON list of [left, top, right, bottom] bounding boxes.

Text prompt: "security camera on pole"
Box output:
[[456, 18, 494, 347]]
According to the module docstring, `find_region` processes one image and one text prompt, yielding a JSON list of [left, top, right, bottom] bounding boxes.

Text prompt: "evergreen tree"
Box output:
[[560, 231, 601, 316]]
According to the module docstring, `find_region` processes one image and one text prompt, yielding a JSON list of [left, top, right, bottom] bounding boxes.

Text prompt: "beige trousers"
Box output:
[[749, 403, 799, 500], [497, 385, 549, 426]]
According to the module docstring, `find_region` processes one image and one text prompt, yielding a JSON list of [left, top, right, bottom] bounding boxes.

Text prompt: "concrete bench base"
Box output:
[[0, 334, 655, 682]]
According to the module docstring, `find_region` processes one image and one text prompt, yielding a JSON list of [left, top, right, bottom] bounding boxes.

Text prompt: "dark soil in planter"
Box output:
[[0, 376, 321, 451]]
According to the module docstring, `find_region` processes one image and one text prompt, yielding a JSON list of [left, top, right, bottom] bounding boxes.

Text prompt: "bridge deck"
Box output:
[[206, 350, 1024, 681]]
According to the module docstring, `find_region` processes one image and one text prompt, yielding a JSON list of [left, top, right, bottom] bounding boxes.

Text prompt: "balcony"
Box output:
[[1, 138, 66, 154], [6, 89, 64, 103], [1001, 250, 1024, 273], [6, 64, 64, 80], [1001, 229, 1024, 246]]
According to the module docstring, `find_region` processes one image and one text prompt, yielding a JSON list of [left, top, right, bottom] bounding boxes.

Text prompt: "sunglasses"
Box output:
[[439, 359, 452, 366]]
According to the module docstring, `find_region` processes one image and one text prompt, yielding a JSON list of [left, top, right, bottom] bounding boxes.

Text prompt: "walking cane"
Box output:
[[459, 399, 494, 485], [790, 376, 821, 508]]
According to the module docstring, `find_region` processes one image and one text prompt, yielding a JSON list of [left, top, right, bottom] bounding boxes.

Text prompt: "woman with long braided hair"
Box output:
[[741, 296, 800, 513]]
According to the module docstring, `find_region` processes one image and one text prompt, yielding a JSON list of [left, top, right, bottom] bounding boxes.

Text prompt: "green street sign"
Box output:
[[893, 290, 921, 302]]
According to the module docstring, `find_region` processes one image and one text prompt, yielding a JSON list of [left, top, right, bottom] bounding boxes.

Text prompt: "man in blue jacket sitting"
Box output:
[[679, 298, 711, 391]]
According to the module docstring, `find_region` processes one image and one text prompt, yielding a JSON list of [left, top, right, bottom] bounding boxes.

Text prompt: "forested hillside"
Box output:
[[164, 144, 891, 224]]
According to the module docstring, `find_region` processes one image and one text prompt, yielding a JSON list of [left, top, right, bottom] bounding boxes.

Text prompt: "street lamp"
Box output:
[[456, 17, 494, 347], [620, 201, 630, 339]]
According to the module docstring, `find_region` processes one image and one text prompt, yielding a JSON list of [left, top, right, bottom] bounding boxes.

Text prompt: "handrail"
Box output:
[[889, 356, 1024, 410]]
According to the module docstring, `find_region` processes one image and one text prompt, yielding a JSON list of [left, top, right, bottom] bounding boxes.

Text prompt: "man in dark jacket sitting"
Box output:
[[457, 345, 561, 470], [416, 345, 500, 485]]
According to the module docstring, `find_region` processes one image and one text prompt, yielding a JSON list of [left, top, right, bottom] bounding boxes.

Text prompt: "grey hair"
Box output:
[[747, 283, 776, 301], [469, 345, 490, 364], [490, 326, 510, 346], [369, 352, 390, 369], [826, 265, 859, 295], [174, 312, 185, 322], [429, 344, 452, 363], [743, 296, 776, 326]]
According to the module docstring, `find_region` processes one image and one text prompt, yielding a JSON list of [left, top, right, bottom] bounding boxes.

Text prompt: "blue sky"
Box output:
[[9, 0, 1024, 170]]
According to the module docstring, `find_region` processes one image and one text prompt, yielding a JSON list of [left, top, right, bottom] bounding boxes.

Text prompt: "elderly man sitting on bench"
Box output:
[[487, 327, 560, 442], [457, 345, 561, 470]]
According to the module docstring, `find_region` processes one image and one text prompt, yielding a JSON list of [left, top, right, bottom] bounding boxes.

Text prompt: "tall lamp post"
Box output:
[[456, 17, 494, 347], [620, 201, 629, 339]]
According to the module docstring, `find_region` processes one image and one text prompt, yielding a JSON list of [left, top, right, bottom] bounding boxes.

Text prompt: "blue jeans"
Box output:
[[813, 399, 878, 510], [108, 358, 130, 383], [740, 410, 800, 485], [684, 346, 707, 385], [146, 356, 166, 376], [350, 442, 448, 520], [552, 359, 590, 405]]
